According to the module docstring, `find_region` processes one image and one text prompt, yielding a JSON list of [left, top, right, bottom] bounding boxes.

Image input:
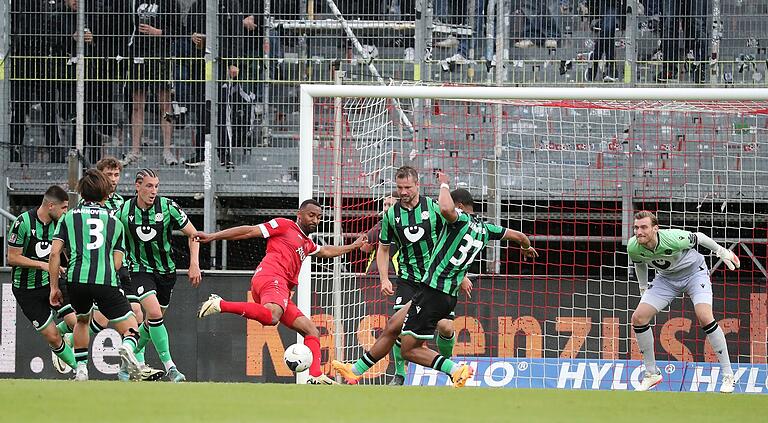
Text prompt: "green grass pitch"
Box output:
[[2, 379, 765, 422]]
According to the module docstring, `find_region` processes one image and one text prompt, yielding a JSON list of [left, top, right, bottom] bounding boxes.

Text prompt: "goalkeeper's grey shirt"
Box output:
[[627, 229, 705, 279]]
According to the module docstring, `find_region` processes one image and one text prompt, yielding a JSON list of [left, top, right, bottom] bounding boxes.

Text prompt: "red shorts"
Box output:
[[250, 274, 304, 327]]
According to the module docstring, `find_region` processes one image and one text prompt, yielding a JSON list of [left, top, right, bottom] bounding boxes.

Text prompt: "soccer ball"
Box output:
[[283, 343, 313, 373]]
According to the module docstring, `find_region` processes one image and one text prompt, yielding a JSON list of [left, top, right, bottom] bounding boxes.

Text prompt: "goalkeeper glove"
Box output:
[[715, 247, 741, 271]]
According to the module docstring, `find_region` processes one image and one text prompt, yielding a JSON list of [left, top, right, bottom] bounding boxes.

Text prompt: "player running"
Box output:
[[114, 168, 202, 382], [49, 170, 148, 381], [7, 185, 77, 374], [333, 172, 538, 387], [196, 199, 367, 385], [628, 211, 739, 393]]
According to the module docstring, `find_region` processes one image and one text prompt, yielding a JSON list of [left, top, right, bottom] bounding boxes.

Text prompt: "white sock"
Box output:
[[704, 321, 733, 376], [163, 360, 176, 372], [633, 324, 658, 374]]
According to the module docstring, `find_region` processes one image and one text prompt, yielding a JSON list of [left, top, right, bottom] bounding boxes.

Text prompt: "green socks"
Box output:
[[392, 339, 406, 377], [437, 332, 456, 358], [51, 340, 77, 369]]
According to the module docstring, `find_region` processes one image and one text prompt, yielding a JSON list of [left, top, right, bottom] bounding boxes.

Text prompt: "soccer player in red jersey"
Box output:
[[195, 199, 367, 384]]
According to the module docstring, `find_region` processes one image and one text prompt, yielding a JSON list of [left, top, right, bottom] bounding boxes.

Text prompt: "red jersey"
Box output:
[[255, 218, 320, 288]]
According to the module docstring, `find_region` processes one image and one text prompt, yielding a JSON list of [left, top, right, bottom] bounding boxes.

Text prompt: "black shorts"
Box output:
[[393, 277, 420, 311], [129, 58, 171, 92], [124, 272, 177, 308], [401, 285, 458, 340], [12, 285, 67, 331], [68, 283, 133, 322]]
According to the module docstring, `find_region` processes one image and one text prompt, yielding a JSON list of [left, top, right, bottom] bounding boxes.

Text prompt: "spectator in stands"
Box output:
[[657, 0, 709, 83], [9, 1, 45, 163], [185, 0, 245, 168], [10, 1, 71, 164], [60, 0, 112, 165], [122, 0, 181, 167], [90, 1, 132, 149], [586, 0, 624, 82], [435, 0, 487, 67], [514, 0, 560, 49]]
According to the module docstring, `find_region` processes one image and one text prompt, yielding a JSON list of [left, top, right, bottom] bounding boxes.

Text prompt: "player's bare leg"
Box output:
[[332, 303, 411, 384], [400, 335, 473, 388], [632, 302, 662, 391], [694, 303, 735, 393]]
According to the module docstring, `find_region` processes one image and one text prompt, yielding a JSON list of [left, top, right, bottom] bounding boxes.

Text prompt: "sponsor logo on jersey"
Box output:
[[35, 241, 52, 258], [404, 226, 425, 242], [665, 249, 673, 255], [154, 213, 163, 222], [421, 211, 429, 220], [136, 226, 157, 242], [296, 246, 307, 261]]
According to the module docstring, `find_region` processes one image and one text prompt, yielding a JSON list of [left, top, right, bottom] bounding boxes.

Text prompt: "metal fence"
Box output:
[[1, 0, 767, 199]]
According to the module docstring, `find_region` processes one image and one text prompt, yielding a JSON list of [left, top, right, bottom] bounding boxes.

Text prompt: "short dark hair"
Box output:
[[451, 188, 474, 208], [77, 169, 112, 202], [43, 185, 68, 204], [300, 199, 322, 210], [634, 211, 659, 226], [395, 166, 419, 183], [96, 156, 123, 172], [135, 168, 158, 183]]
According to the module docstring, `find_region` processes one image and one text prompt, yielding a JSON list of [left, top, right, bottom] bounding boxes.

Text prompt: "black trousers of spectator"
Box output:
[[660, 0, 709, 81]]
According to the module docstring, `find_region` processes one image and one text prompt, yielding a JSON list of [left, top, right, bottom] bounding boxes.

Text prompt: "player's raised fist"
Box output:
[[436, 171, 449, 185]]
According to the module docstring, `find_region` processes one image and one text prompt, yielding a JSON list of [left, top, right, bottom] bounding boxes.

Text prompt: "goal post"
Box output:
[[298, 84, 768, 390]]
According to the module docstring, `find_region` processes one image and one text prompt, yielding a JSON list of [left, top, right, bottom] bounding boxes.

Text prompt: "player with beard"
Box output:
[[196, 199, 367, 384]]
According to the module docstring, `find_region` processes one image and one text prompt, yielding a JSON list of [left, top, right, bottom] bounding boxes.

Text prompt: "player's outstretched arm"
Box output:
[[694, 232, 741, 270], [436, 172, 458, 223], [501, 229, 539, 259], [181, 222, 202, 286], [195, 225, 264, 243], [315, 234, 368, 259]]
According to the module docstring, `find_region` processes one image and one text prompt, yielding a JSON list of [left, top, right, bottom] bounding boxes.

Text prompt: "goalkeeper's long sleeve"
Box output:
[[634, 262, 649, 290], [694, 232, 723, 252]]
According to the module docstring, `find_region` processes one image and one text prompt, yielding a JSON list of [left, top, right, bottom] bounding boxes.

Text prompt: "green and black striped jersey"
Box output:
[[79, 192, 124, 212], [7, 208, 57, 289], [380, 196, 444, 283], [115, 196, 189, 274], [423, 210, 505, 296], [53, 203, 125, 287]]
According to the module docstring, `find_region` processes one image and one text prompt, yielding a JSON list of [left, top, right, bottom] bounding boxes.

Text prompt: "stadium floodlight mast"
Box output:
[[297, 84, 768, 386]]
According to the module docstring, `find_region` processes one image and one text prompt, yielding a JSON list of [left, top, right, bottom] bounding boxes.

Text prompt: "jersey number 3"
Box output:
[[450, 234, 484, 266], [86, 218, 105, 250]]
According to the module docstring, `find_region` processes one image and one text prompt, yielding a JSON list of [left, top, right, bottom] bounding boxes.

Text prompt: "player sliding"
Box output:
[[196, 199, 367, 384], [333, 173, 538, 387], [628, 211, 739, 393]]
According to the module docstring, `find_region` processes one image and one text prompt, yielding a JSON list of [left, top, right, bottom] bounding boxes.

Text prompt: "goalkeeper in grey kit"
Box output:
[[627, 211, 740, 393]]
